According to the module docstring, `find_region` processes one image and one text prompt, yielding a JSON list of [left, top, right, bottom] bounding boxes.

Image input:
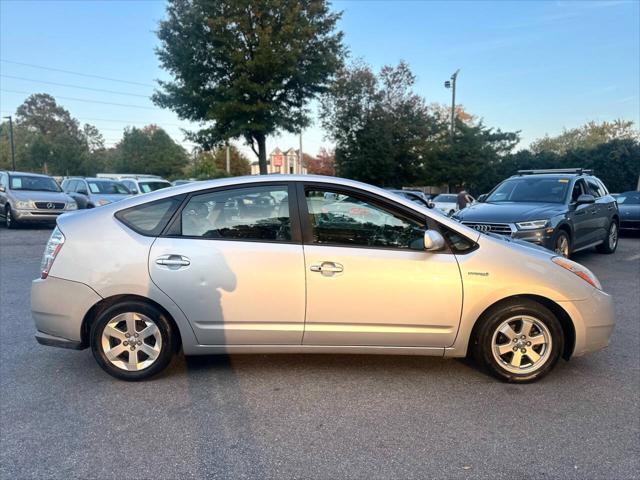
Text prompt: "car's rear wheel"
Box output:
[[553, 230, 570, 257], [473, 299, 564, 382], [90, 301, 175, 381], [596, 221, 618, 254]]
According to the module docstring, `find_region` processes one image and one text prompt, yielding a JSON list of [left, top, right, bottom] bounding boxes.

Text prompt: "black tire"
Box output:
[[90, 300, 175, 381], [552, 229, 571, 258], [5, 205, 17, 229], [472, 299, 564, 383], [596, 221, 618, 254]]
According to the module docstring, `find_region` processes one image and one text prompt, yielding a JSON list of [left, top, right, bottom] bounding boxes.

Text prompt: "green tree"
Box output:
[[113, 125, 189, 177], [321, 61, 436, 187], [531, 119, 639, 155], [154, 0, 345, 174], [13, 93, 93, 175]]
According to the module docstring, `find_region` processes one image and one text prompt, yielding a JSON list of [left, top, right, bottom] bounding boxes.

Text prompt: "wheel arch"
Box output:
[[81, 294, 182, 351], [469, 294, 575, 360]]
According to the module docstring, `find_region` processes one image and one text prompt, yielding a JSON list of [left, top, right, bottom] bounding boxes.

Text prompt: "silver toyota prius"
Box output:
[[31, 175, 615, 382]]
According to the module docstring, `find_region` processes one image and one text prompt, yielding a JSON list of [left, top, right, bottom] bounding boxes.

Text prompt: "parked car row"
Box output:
[[0, 170, 173, 228]]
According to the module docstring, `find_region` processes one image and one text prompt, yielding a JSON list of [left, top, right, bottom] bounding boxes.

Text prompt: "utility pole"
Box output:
[[225, 143, 231, 174], [298, 131, 303, 175], [444, 69, 460, 140], [3, 116, 16, 170]]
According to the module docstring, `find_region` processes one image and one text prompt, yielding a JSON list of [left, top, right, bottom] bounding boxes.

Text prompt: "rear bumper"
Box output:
[[559, 288, 615, 357], [31, 276, 102, 348], [620, 219, 640, 230], [35, 331, 84, 350]]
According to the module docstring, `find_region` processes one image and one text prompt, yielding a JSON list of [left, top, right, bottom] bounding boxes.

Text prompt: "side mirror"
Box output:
[[77, 189, 88, 196], [424, 230, 446, 251], [0, 185, 5, 192], [576, 194, 595, 205], [477, 194, 487, 203]]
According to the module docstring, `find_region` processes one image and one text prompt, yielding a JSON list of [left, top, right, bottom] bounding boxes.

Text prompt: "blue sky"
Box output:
[[1, 0, 638, 160]]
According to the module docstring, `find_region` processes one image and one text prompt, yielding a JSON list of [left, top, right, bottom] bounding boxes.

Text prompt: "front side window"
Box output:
[[305, 188, 425, 249], [586, 178, 605, 198], [180, 185, 291, 241]]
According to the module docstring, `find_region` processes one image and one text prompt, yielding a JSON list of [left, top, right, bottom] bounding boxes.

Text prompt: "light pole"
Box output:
[[225, 143, 231, 174], [3, 115, 16, 170], [444, 69, 460, 140]]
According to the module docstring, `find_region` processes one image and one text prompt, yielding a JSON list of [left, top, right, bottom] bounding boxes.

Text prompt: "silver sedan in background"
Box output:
[[31, 175, 614, 382]]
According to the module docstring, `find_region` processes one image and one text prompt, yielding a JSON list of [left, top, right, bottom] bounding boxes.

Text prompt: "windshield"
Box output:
[[434, 194, 456, 202], [486, 177, 569, 204], [88, 180, 130, 194], [617, 193, 640, 205], [9, 175, 61, 192], [139, 181, 171, 193]]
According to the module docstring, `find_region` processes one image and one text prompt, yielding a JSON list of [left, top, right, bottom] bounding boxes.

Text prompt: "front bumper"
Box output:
[[31, 276, 102, 349], [559, 288, 615, 357], [14, 208, 66, 223]]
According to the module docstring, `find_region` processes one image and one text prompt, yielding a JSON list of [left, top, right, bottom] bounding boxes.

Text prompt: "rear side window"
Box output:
[[116, 196, 184, 236], [180, 185, 291, 241], [586, 178, 605, 198]]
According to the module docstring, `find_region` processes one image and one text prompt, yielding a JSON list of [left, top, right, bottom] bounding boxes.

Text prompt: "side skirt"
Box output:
[[183, 344, 446, 357]]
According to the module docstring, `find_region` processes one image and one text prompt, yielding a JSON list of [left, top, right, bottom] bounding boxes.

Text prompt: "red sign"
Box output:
[[272, 154, 283, 167]]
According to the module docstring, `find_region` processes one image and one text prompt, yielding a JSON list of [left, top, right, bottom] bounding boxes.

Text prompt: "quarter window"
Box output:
[[180, 185, 291, 241], [305, 189, 425, 249], [116, 196, 184, 236]]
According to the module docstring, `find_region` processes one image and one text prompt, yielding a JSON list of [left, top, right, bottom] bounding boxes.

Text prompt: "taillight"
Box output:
[[40, 227, 65, 279]]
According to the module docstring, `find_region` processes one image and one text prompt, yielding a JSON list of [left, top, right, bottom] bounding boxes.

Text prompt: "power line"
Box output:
[[0, 59, 155, 88], [1, 89, 160, 110], [0, 74, 151, 98]]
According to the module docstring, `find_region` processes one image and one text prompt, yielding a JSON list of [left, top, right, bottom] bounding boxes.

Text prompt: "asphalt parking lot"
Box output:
[[0, 226, 638, 480]]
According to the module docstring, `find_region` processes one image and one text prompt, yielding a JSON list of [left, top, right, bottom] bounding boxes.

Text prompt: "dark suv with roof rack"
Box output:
[[453, 169, 619, 257]]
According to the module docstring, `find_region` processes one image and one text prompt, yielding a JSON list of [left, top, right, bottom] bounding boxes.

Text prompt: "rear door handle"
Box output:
[[310, 261, 344, 276], [155, 254, 191, 268]]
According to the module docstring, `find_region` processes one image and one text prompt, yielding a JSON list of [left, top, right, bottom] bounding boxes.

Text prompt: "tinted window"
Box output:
[[487, 177, 569, 203], [434, 194, 457, 202], [76, 180, 88, 193], [571, 179, 586, 202], [180, 185, 291, 241], [116, 196, 184, 236], [9, 175, 61, 192], [305, 189, 425, 249]]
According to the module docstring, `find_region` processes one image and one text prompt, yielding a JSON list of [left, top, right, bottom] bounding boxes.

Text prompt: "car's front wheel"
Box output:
[[4, 206, 17, 229], [553, 230, 571, 258], [596, 221, 618, 254], [473, 299, 564, 382], [90, 301, 175, 381]]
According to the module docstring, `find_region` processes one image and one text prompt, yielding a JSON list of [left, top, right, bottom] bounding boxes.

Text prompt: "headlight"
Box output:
[[65, 201, 78, 210], [551, 256, 602, 290], [96, 199, 111, 206], [14, 200, 32, 209], [516, 219, 549, 230]]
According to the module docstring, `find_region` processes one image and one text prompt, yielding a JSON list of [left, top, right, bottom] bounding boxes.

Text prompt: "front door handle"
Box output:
[[155, 254, 191, 268], [310, 261, 344, 276]]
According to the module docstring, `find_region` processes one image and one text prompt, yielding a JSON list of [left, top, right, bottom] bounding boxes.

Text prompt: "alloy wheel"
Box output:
[[555, 234, 569, 257], [608, 223, 618, 250], [491, 315, 552, 375], [101, 312, 162, 371]]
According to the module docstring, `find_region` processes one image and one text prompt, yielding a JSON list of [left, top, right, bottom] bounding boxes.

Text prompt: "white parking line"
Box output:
[[627, 253, 640, 261]]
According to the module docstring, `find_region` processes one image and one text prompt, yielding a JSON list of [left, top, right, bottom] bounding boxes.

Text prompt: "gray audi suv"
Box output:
[[454, 169, 619, 257]]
